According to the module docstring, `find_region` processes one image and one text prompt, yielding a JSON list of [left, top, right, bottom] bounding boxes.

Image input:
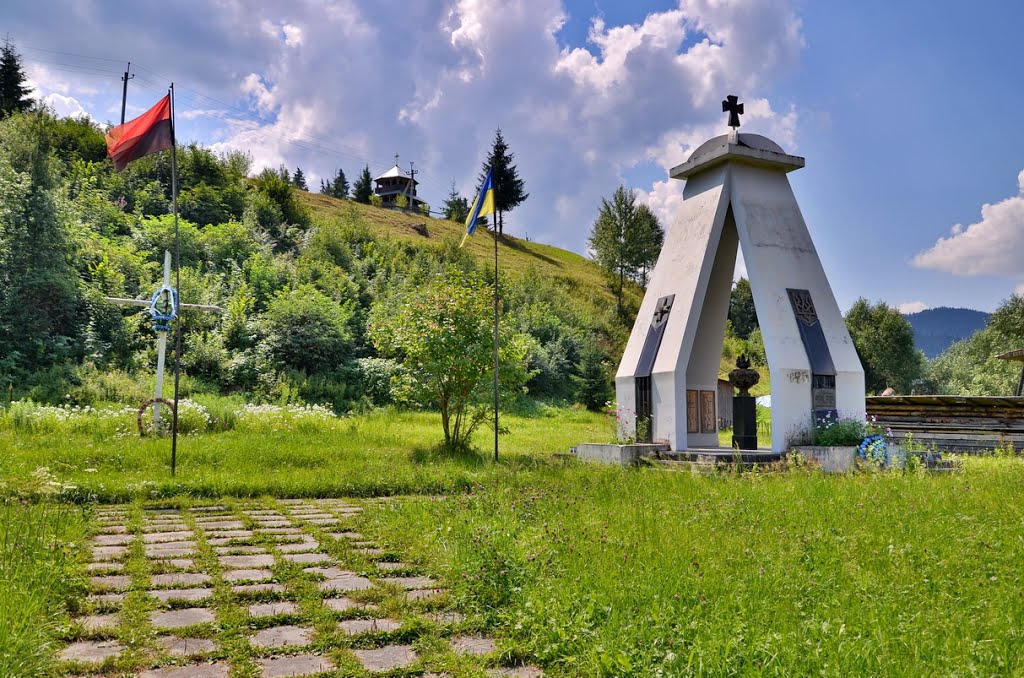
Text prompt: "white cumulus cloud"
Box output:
[[912, 169, 1024, 276], [897, 301, 929, 314]]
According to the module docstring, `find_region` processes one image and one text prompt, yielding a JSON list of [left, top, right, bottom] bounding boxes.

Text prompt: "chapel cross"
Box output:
[[722, 94, 744, 129], [104, 250, 221, 428], [394, 152, 400, 166]]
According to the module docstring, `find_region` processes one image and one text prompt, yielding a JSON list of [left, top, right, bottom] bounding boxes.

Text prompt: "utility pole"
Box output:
[[408, 161, 416, 208], [120, 62, 134, 124]]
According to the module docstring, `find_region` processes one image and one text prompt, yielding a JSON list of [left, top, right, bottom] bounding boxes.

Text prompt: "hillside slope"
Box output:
[[904, 307, 990, 359], [300, 192, 636, 311]]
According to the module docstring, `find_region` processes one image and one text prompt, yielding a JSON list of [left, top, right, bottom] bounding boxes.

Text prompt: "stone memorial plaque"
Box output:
[[812, 387, 836, 410], [686, 390, 699, 433]]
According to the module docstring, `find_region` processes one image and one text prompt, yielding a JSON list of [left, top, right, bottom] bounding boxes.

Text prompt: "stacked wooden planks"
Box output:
[[866, 395, 1024, 453]]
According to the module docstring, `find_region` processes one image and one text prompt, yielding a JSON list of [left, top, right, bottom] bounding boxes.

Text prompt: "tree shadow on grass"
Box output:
[[409, 443, 488, 469]]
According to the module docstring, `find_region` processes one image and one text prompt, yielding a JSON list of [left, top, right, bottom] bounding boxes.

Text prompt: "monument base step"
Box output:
[[643, 448, 782, 465]]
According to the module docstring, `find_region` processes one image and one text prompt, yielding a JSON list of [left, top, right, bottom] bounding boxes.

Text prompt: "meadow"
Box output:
[[2, 404, 1023, 675]]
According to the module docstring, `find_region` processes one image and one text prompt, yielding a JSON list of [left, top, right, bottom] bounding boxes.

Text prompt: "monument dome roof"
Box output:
[[688, 133, 786, 163]]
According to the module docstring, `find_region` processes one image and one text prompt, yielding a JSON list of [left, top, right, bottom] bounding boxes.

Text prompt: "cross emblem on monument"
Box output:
[[104, 250, 221, 429], [653, 295, 673, 326], [722, 94, 744, 129]]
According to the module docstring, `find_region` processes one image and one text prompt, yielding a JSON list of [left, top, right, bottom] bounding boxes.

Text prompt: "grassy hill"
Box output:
[[301, 192, 626, 309], [302, 193, 772, 395]]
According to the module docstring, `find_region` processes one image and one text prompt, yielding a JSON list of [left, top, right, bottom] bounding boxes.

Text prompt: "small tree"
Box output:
[[479, 128, 527, 234], [0, 42, 33, 120], [291, 167, 308, 191], [588, 185, 639, 315], [369, 273, 531, 452], [443, 180, 470, 222], [352, 165, 373, 204], [394, 193, 408, 210], [329, 168, 349, 198], [418, 202, 430, 217], [845, 298, 925, 394], [632, 203, 664, 286]]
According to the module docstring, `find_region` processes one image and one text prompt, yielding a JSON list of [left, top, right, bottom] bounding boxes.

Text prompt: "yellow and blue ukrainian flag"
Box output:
[[460, 167, 495, 247]]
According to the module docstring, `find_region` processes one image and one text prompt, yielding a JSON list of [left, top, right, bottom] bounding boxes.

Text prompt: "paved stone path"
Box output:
[[56, 498, 543, 676]]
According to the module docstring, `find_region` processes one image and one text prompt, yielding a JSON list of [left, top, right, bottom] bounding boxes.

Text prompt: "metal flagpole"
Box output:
[[493, 167, 500, 463], [169, 83, 181, 477]]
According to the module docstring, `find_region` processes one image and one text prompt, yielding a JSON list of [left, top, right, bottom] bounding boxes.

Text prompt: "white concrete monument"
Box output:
[[615, 96, 864, 452]]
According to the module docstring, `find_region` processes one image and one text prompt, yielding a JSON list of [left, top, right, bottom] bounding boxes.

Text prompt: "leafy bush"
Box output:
[[260, 284, 356, 374], [355, 357, 405, 406]]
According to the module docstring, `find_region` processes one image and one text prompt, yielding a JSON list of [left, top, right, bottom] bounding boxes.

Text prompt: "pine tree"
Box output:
[[478, 128, 527, 234], [0, 41, 33, 120], [329, 168, 348, 199], [352, 165, 373, 204], [0, 112, 82, 378], [442, 180, 470, 222], [291, 167, 308, 191]]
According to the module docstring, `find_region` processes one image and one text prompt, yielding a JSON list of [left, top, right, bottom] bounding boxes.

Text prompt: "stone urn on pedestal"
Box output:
[[729, 355, 760, 450]]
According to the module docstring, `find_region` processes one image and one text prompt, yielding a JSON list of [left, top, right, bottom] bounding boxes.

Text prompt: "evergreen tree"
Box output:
[[291, 167, 308, 191], [729, 278, 758, 340], [329, 167, 349, 199], [0, 42, 32, 120], [442, 180, 470, 222], [352, 165, 373, 204], [0, 112, 82, 379], [478, 128, 527, 234]]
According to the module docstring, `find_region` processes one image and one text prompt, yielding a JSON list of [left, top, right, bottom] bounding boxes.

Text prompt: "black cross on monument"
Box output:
[[653, 295, 673, 326], [722, 95, 744, 129]]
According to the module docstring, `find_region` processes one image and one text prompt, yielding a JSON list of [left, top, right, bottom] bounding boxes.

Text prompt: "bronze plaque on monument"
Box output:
[[686, 390, 699, 433], [700, 390, 717, 433]]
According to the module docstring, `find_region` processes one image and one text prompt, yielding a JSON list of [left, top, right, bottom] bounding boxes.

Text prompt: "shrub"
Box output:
[[260, 284, 356, 374]]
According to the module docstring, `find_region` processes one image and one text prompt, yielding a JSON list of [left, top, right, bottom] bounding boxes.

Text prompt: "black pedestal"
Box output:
[[732, 395, 757, 450]]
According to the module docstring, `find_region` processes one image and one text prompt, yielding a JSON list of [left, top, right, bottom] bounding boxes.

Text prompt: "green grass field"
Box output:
[[3, 406, 1023, 675]]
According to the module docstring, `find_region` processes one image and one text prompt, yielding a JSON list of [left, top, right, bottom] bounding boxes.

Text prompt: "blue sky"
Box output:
[[2, 0, 1023, 312]]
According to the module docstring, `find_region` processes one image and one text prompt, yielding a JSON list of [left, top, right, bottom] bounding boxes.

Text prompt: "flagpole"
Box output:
[[169, 83, 181, 477], [493, 166, 500, 463]]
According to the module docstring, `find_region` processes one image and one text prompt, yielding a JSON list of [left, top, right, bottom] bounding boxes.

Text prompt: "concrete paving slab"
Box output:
[[250, 624, 313, 649], [339, 618, 401, 634], [150, 573, 211, 587], [156, 635, 216, 656], [223, 568, 274, 582], [59, 639, 124, 663], [258, 653, 334, 678], [139, 663, 230, 677], [247, 601, 299, 618], [352, 645, 416, 672], [150, 607, 216, 628], [219, 554, 275, 568], [232, 583, 287, 595]]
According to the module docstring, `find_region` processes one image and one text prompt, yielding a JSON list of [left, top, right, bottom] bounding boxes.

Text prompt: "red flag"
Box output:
[[106, 94, 173, 172]]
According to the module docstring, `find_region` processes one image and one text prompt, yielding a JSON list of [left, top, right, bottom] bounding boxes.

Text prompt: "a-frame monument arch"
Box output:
[[615, 96, 864, 452]]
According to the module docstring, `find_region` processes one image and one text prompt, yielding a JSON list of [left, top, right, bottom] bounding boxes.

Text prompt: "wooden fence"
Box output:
[[866, 395, 1024, 453]]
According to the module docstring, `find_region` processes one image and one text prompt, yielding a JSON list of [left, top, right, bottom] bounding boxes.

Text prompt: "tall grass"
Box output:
[[0, 500, 86, 676], [0, 407, 609, 502], [367, 459, 1024, 675]]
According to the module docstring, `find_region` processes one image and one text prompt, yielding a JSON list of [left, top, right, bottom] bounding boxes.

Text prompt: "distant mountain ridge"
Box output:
[[903, 307, 990, 359]]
